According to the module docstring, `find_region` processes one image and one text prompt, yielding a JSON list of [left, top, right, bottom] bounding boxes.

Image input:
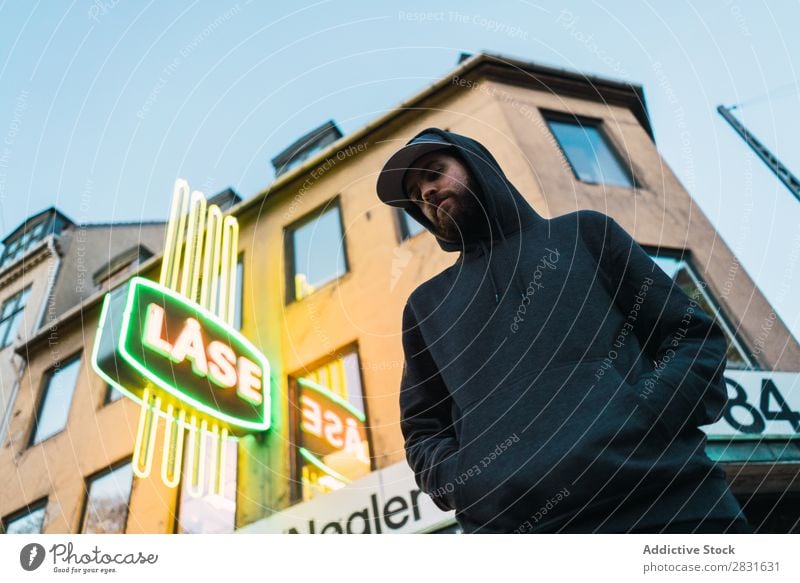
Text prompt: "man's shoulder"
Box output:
[[549, 209, 612, 229], [405, 266, 455, 310], [545, 209, 616, 244]]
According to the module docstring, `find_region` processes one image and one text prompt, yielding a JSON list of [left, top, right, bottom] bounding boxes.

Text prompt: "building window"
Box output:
[[104, 383, 124, 405], [271, 120, 343, 178], [81, 461, 133, 534], [30, 353, 82, 445], [1, 221, 48, 268], [544, 113, 635, 188], [93, 245, 153, 290], [177, 434, 237, 534], [286, 200, 348, 302], [649, 253, 755, 369], [0, 285, 32, 348], [397, 210, 426, 241], [291, 348, 372, 502], [2, 500, 47, 534]]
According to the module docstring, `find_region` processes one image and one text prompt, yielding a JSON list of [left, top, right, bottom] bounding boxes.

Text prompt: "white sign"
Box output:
[[237, 461, 455, 534], [703, 370, 800, 439]]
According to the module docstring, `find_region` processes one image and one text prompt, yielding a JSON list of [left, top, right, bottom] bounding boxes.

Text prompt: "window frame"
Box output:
[[287, 342, 374, 505], [1, 498, 48, 534], [0, 216, 51, 268], [394, 208, 426, 243], [102, 382, 125, 406], [283, 196, 349, 305], [645, 247, 758, 370], [78, 458, 134, 534], [541, 109, 640, 189], [93, 246, 153, 291], [28, 350, 83, 446], [0, 284, 32, 348]]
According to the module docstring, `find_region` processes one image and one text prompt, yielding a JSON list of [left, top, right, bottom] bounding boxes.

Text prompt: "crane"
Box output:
[[717, 105, 800, 204]]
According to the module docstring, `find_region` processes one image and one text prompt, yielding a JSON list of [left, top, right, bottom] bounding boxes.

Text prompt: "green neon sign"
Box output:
[[92, 277, 271, 435]]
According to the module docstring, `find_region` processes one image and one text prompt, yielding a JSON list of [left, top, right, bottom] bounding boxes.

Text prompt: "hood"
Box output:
[[398, 127, 547, 303]]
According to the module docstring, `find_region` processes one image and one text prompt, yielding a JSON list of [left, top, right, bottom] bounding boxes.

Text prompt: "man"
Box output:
[[375, 127, 753, 534]]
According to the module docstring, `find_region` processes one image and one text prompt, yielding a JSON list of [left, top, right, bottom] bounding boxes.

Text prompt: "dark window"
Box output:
[[285, 200, 348, 302], [397, 210, 426, 241], [0, 285, 32, 348], [649, 252, 754, 369], [545, 114, 635, 188], [2, 500, 47, 534], [30, 353, 82, 445], [104, 383, 124, 405], [0, 220, 49, 268], [282, 148, 317, 175], [93, 245, 153, 290], [290, 348, 372, 503], [81, 461, 133, 534]]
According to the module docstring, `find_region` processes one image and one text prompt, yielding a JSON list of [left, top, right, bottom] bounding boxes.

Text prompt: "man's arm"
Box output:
[[399, 301, 460, 512], [589, 212, 730, 436]]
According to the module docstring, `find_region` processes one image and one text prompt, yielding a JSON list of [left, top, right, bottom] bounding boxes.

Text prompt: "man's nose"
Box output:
[[420, 181, 438, 204]]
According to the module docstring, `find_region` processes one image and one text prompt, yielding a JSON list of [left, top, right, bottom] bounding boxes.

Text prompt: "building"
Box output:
[[1, 52, 798, 535], [0, 190, 239, 534], [0, 207, 167, 448]]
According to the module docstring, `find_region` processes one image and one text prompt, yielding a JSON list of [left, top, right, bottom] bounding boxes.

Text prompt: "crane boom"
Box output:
[[717, 105, 800, 203]]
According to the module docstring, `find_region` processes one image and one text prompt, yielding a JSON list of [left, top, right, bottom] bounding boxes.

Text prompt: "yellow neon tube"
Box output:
[[186, 417, 208, 498], [180, 191, 207, 299], [209, 423, 225, 496], [188, 195, 208, 303], [335, 358, 347, 399], [219, 218, 232, 322], [209, 210, 224, 316], [168, 184, 190, 291], [217, 427, 228, 497], [161, 405, 186, 488], [160, 179, 188, 287], [200, 205, 223, 312], [217, 216, 238, 325], [225, 216, 239, 325], [133, 388, 161, 479]]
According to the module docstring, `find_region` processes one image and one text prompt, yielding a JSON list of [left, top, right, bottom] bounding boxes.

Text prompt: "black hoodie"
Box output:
[[397, 128, 748, 533]]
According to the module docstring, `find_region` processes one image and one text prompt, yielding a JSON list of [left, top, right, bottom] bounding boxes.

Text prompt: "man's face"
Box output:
[[402, 150, 486, 242]]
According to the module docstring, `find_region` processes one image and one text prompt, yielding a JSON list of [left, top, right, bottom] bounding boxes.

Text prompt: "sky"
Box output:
[[1, 0, 799, 341]]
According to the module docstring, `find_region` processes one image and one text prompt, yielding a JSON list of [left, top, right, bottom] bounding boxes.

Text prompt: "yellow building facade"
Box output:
[[2, 53, 799, 534]]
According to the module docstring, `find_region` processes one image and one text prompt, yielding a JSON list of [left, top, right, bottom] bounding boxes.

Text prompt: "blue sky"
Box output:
[[1, 0, 799, 339]]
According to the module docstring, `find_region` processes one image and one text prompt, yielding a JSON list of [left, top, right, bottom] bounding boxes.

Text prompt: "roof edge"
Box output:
[[230, 51, 652, 220]]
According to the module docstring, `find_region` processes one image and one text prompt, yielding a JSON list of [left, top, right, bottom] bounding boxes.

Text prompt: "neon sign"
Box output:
[[296, 371, 370, 498], [92, 179, 270, 494], [299, 377, 368, 465], [94, 277, 269, 432]]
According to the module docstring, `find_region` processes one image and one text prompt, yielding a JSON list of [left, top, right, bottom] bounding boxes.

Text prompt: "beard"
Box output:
[[434, 175, 489, 243]]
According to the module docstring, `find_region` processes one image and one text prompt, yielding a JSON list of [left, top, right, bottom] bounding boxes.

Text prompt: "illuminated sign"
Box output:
[[93, 277, 269, 433], [92, 179, 271, 494], [299, 377, 368, 464], [237, 461, 455, 534], [295, 357, 371, 499]]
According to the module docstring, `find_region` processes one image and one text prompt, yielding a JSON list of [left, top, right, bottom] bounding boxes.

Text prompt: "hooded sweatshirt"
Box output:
[[397, 127, 747, 533]]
